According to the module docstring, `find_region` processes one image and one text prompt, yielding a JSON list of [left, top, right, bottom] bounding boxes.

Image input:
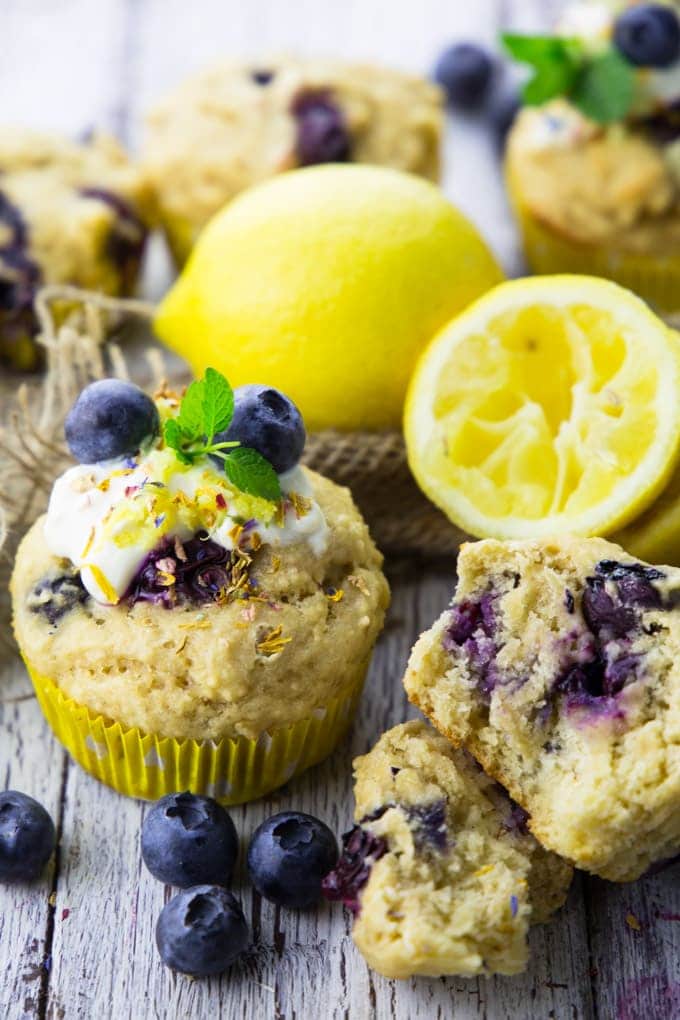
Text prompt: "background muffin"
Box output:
[[143, 56, 443, 263], [505, 1, 680, 313], [0, 128, 155, 370]]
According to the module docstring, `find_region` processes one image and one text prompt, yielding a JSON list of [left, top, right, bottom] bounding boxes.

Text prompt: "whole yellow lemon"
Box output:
[[154, 164, 503, 431]]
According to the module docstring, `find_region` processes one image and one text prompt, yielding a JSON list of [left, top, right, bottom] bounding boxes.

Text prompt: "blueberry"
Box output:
[[211, 384, 306, 475], [65, 379, 160, 464], [141, 792, 238, 888], [155, 885, 248, 976], [28, 571, 89, 625], [614, 4, 680, 68], [291, 91, 352, 165], [434, 43, 495, 110], [251, 68, 274, 86], [0, 791, 56, 882], [79, 188, 147, 293], [490, 87, 521, 152], [247, 811, 338, 908], [404, 799, 448, 851], [321, 825, 387, 915]]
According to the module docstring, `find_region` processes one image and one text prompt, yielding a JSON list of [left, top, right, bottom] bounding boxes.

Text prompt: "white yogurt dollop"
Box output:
[[44, 447, 328, 605]]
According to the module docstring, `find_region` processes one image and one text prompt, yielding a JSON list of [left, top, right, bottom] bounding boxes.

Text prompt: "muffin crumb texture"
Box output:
[[405, 535, 680, 881], [324, 720, 572, 979]]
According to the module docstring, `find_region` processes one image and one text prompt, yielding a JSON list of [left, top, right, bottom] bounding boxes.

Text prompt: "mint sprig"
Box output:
[[163, 368, 282, 502], [501, 33, 636, 125]]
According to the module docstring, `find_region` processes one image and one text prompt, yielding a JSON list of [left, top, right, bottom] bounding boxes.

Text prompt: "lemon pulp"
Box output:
[[405, 276, 680, 540]]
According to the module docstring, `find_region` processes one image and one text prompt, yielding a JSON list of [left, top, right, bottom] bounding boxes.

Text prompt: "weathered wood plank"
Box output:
[[0, 660, 67, 1020], [586, 868, 680, 1020], [38, 575, 593, 1020]]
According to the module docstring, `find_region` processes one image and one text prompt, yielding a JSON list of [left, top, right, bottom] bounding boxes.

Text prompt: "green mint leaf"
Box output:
[[571, 49, 635, 124], [502, 33, 583, 107], [175, 379, 205, 438], [501, 33, 580, 68], [164, 419, 195, 465], [202, 367, 234, 442], [224, 447, 282, 502], [163, 417, 184, 450], [523, 57, 579, 106]]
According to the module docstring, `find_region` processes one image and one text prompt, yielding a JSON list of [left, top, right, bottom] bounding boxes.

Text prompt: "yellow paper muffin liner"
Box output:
[[24, 660, 368, 804], [507, 172, 680, 316]]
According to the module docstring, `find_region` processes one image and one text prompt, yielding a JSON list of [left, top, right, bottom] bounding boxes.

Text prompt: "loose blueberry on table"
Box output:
[[434, 43, 495, 110], [141, 792, 239, 888], [156, 885, 249, 976], [247, 811, 338, 908], [65, 378, 160, 464], [0, 791, 56, 883]]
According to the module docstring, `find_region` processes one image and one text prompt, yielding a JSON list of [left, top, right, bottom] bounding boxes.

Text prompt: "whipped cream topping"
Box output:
[[44, 445, 329, 605]]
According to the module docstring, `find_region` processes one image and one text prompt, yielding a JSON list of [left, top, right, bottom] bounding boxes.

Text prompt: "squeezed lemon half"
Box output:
[[405, 275, 680, 540]]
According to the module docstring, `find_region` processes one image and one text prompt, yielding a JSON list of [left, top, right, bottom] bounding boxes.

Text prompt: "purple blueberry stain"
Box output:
[[79, 187, 147, 293], [28, 572, 89, 626], [405, 798, 449, 852], [251, 69, 274, 86], [0, 192, 43, 368], [126, 532, 243, 608], [291, 90, 352, 166], [552, 560, 666, 718], [503, 801, 530, 836], [321, 825, 388, 915], [443, 593, 501, 698]]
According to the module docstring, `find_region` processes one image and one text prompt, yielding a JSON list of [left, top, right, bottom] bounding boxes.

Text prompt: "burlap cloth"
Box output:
[[0, 287, 464, 654]]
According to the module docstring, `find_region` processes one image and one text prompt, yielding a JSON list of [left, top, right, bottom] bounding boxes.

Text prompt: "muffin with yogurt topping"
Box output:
[[0, 129, 154, 371], [11, 371, 389, 803], [504, 1, 680, 313]]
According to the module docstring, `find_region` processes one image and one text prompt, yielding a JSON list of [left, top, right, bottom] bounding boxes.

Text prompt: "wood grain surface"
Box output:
[[2, 1, 679, 1018]]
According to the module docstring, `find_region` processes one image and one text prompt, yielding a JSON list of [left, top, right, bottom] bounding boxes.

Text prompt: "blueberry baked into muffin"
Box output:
[[505, 1, 680, 313], [0, 128, 154, 371], [143, 57, 443, 263], [322, 720, 572, 978], [405, 536, 680, 881], [11, 372, 389, 802]]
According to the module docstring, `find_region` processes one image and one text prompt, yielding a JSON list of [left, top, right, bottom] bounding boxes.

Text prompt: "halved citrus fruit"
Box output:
[[404, 275, 680, 541]]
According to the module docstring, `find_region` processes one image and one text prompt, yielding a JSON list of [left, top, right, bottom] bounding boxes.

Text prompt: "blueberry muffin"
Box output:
[[505, 1, 680, 313], [0, 128, 154, 370], [143, 57, 443, 263], [405, 535, 680, 881], [322, 720, 572, 979], [11, 374, 389, 803]]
